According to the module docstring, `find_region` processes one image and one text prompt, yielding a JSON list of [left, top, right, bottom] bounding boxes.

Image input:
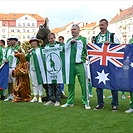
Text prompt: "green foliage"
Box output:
[[21, 39, 44, 54]]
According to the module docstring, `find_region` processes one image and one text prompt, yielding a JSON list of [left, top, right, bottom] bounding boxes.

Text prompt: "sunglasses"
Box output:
[[72, 24, 80, 29]]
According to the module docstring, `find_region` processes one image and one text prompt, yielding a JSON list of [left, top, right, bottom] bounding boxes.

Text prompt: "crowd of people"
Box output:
[[0, 18, 133, 113]]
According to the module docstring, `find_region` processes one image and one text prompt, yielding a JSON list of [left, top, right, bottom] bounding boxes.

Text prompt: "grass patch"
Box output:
[[0, 80, 133, 133]]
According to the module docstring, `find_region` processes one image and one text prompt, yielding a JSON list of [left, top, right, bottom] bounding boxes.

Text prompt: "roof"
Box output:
[[81, 22, 96, 29], [51, 22, 74, 33], [0, 13, 45, 20], [64, 22, 74, 28], [51, 27, 65, 33], [110, 6, 133, 23]]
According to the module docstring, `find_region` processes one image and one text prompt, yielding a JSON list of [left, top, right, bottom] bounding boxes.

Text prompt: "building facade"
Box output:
[[108, 6, 133, 43], [0, 13, 47, 43]]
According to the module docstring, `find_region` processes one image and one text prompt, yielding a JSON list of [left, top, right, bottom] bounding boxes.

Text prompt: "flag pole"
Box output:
[[85, 58, 91, 108], [0, 63, 5, 69]]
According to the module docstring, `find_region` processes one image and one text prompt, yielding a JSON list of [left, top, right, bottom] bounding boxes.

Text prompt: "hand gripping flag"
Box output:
[[0, 63, 9, 90], [87, 43, 133, 92]]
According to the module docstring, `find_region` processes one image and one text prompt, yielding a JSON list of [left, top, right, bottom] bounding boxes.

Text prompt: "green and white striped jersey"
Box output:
[[64, 35, 87, 84]]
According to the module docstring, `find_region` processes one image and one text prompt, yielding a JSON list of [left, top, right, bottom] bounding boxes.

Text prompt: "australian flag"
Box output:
[[87, 43, 133, 92], [0, 63, 9, 90]]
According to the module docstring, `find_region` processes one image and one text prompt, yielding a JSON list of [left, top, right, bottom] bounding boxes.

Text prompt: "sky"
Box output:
[[0, 0, 133, 29]]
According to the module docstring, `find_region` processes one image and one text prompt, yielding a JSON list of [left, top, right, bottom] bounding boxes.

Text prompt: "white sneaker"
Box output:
[[61, 103, 74, 108], [54, 101, 60, 106], [4, 95, 14, 102], [44, 100, 54, 105], [89, 94, 93, 98], [125, 108, 133, 113], [38, 97, 42, 103], [103, 95, 105, 98], [30, 97, 37, 102], [85, 104, 91, 110]]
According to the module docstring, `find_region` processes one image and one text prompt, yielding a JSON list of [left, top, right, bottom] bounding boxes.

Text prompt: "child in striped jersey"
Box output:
[[26, 37, 46, 103]]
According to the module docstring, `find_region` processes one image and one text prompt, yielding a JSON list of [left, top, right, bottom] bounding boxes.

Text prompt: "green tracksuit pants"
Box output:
[[66, 63, 88, 105], [129, 92, 133, 109]]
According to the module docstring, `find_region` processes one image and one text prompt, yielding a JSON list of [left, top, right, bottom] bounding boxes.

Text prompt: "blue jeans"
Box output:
[[48, 84, 61, 102], [96, 88, 118, 107], [60, 84, 64, 92]]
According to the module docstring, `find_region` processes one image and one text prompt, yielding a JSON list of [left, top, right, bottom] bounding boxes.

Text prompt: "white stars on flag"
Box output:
[[130, 62, 133, 68], [95, 69, 110, 84]]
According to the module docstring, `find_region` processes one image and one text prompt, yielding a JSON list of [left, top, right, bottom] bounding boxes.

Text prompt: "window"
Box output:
[[23, 23, 25, 26], [128, 27, 130, 32], [93, 31, 95, 34], [2, 35, 6, 38], [121, 22, 123, 26], [23, 29, 25, 32], [4, 23, 6, 26], [18, 23, 21, 26], [32, 23, 35, 26], [33, 29, 35, 32], [27, 23, 30, 26], [25, 17, 28, 20], [2, 29, 6, 33], [27, 29, 30, 32], [17, 29, 20, 32], [27, 35, 30, 39], [23, 35, 25, 39], [11, 29, 14, 32], [11, 23, 14, 26], [130, 19, 132, 24]]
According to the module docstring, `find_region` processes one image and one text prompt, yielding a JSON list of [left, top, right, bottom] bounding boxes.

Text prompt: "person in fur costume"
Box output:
[[12, 49, 31, 102]]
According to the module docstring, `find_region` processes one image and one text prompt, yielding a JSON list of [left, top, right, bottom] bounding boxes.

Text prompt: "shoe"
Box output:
[[30, 97, 37, 102], [0, 95, 5, 100], [107, 95, 112, 99], [4, 95, 14, 102], [61, 103, 74, 107], [103, 95, 105, 98], [94, 105, 104, 110], [85, 104, 91, 110], [44, 100, 54, 105], [125, 108, 133, 113], [54, 101, 60, 106], [89, 94, 93, 98], [38, 97, 42, 103], [127, 96, 131, 99], [112, 106, 118, 111], [122, 95, 126, 100]]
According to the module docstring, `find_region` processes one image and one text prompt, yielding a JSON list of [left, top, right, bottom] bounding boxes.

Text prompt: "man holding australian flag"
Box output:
[[87, 19, 133, 113]]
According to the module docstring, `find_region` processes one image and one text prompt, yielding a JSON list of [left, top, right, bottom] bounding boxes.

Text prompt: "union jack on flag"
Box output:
[[87, 43, 133, 92], [88, 43, 126, 67]]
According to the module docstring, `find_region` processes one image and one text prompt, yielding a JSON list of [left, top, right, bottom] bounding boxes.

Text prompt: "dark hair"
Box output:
[[17, 41, 21, 46], [99, 19, 108, 24], [0, 39, 5, 45], [58, 36, 64, 40], [91, 36, 96, 43]]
